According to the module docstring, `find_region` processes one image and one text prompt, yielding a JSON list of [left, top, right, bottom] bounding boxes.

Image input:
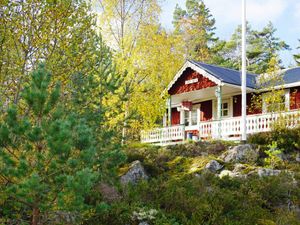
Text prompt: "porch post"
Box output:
[[285, 89, 290, 111], [216, 85, 222, 139], [180, 108, 185, 125], [163, 113, 167, 127], [168, 97, 172, 126]]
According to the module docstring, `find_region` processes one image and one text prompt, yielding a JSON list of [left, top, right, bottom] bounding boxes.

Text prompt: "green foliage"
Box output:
[[294, 40, 300, 66], [215, 22, 290, 74], [0, 64, 124, 224], [251, 56, 285, 115], [173, 0, 218, 62], [249, 126, 300, 154], [0, 0, 99, 108], [89, 142, 300, 225], [68, 33, 125, 147], [98, 0, 185, 139], [264, 141, 283, 169], [92, 169, 300, 225]]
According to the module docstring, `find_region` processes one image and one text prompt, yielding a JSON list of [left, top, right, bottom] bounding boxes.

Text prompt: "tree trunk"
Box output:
[[32, 207, 40, 225]]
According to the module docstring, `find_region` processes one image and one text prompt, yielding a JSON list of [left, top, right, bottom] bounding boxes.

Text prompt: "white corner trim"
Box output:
[[281, 82, 300, 89], [223, 83, 255, 91], [285, 88, 290, 110]]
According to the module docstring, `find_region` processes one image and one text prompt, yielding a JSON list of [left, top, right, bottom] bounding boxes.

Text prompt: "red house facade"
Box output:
[[141, 60, 300, 145]]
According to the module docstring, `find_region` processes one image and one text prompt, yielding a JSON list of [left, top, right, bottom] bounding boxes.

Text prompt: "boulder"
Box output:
[[233, 163, 247, 173], [120, 160, 148, 185], [97, 183, 121, 203], [138, 222, 150, 225], [257, 168, 281, 177], [50, 211, 78, 224], [296, 153, 300, 162], [218, 167, 248, 179], [218, 170, 235, 178], [220, 144, 258, 164], [205, 160, 223, 172]]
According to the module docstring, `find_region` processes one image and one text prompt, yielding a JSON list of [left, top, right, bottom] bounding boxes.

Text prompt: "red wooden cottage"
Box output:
[[141, 60, 300, 145]]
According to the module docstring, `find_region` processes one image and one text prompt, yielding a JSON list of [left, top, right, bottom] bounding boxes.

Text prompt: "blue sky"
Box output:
[[160, 0, 300, 67]]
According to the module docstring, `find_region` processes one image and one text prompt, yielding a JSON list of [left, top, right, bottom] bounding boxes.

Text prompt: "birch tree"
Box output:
[[0, 0, 97, 108], [97, 0, 184, 141]]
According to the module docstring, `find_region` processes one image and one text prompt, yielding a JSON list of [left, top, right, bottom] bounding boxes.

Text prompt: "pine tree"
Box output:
[[69, 34, 125, 146], [215, 22, 290, 74], [173, 0, 218, 62], [0, 64, 123, 224], [294, 40, 300, 66]]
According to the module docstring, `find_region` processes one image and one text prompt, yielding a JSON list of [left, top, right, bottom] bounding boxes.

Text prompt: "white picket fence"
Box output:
[[141, 110, 300, 145]]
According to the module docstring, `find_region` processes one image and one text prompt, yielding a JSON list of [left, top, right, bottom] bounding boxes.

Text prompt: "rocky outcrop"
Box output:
[[218, 169, 247, 179], [220, 144, 258, 164], [97, 183, 121, 203], [296, 153, 300, 162], [120, 160, 148, 185], [205, 160, 223, 172], [257, 168, 281, 177], [218, 170, 235, 178], [138, 222, 150, 225], [232, 163, 247, 173], [45, 211, 78, 225]]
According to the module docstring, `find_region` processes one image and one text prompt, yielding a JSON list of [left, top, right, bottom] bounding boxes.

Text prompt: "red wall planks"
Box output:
[[171, 108, 180, 125], [290, 87, 300, 110], [168, 68, 216, 95], [200, 100, 213, 121], [232, 93, 262, 117]]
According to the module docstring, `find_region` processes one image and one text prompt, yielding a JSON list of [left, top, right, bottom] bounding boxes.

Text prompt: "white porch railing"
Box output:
[[141, 125, 185, 144], [199, 110, 300, 139], [141, 110, 300, 144]]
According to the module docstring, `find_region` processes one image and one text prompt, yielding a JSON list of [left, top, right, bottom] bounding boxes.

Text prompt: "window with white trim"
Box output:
[[183, 105, 199, 126], [184, 110, 189, 126], [191, 106, 198, 125], [221, 101, 229, 117]]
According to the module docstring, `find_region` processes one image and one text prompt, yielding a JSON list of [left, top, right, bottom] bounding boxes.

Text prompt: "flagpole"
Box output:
[[241, 0, 247, 142]]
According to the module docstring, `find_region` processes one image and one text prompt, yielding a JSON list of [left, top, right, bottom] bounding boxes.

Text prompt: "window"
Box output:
[[221, 101, 229, 117], [183, 105, 199, 126], [184, 110, 189, 126], [191, 107, 198, 125]]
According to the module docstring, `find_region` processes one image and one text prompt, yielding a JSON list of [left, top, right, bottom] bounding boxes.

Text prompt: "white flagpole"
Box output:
[[241, 0, 247, 142]]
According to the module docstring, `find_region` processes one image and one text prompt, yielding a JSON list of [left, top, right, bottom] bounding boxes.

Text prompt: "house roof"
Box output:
[[189, 60, 257, 88], [167, 60, 300, 92], [282, 67, 300, 85]]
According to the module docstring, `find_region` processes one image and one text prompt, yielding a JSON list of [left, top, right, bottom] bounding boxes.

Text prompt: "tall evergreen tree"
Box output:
[[215, 22, 290, 74], [0, 64, 124, 224], [173, 0, 218, 62], [69, 34, 125, 145], [294, 40, 300, 66]]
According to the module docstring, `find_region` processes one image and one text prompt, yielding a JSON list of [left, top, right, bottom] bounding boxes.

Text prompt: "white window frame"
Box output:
[[221, 100, 230, 118]]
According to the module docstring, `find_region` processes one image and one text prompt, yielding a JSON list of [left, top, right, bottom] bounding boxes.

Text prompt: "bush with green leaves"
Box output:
[[264, 141, 283, 168], [248, 127, 300, 154], [88, 172, 300, 225], [91, 141, 300, 225]]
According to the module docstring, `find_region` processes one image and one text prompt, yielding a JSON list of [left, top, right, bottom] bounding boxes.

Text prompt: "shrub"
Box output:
[[248, 127, 300, 154]]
